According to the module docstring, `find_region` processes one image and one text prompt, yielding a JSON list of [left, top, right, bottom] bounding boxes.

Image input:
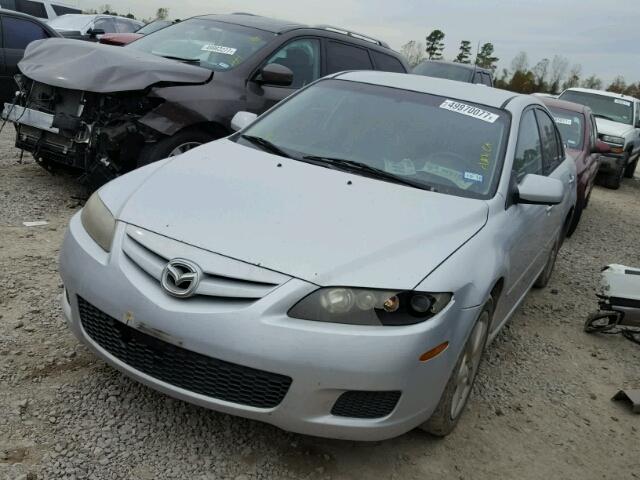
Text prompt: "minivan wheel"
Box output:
[[624, 157, 638, 178], [420, 297, 493, 437], [137, 129, 217, 167], [534, 233, 561, 289]]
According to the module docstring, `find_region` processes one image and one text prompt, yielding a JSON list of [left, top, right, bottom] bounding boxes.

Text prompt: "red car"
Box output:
[[542, 97, 610, 236], [99, 20, 173, 46]]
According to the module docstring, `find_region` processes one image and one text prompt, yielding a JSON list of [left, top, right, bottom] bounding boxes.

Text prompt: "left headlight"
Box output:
[[601, 135, 624, 146], [288, 287, 452, 326], [81, 192, 116, 252]]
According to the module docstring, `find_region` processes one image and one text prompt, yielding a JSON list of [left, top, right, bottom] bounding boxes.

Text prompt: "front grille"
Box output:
[[78, 297, 292, 408], [331, 391, 401, 419]]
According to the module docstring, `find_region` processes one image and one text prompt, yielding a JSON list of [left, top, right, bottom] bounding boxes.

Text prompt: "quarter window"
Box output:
[[15, 0, 46, 18], [93, 17, 117, 33], [326, 41, 373, 74], [535, 110, 563, 174], [3, 16, 48, 49], [116, 19, 138, 33], [264, 38, 321, 89], [482, 73, 492, 86], [370, 50, 406, 73], [513, 110, 543, 181]]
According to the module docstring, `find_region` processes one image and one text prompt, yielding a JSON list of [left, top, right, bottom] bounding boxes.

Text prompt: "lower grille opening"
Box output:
[[331, 390, 401, 419], [77, 297, 292, 408]]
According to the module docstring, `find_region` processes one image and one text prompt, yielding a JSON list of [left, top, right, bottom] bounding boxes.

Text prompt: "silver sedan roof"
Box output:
[[334, 71, 523, 109]]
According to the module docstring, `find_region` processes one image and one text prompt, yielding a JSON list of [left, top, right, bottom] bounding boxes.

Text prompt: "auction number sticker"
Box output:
[[554, 117, 572, 126], [201, 44, 237, 55], [440, 100, 500, 123], [614, 99, 631, 106]]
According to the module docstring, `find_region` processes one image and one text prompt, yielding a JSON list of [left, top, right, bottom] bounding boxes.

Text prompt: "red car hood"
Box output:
[[99, 33, 143, 46]]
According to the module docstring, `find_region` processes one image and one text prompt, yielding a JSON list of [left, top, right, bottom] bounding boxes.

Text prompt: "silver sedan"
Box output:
[[59, 71, 576, 441]]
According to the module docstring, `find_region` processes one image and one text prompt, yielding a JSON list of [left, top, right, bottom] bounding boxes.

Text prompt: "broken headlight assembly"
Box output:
[[81, 192, 116, 252], [288, 288, 452, 326]]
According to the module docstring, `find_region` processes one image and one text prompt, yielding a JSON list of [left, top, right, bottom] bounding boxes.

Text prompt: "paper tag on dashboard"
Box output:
[[440, 99, 500, 123], [614, 99, 631, 106], [554, 117, 572, 126], [201, 44, 237, 55]]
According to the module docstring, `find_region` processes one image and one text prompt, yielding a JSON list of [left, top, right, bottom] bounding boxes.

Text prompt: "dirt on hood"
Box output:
[[18, 38, 213, 93]]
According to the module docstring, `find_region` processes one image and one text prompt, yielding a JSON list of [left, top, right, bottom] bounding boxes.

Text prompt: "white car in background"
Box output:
[[48, 13, 143, 40], [559, 88, 640, 188], [60, 72, 576, 441], [0, 0, 80, 20]]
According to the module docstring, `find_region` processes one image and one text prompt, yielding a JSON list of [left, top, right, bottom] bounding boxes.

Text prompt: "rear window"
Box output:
[[14, 0, 46, 18], [560, 90, 634, 125], [413, 62, 472, 83], [370, 50, 406, 73], [326, 41, 373, 74], [548, 107, 584, 150]]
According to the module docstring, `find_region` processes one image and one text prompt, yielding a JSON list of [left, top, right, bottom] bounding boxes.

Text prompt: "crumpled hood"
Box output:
[[19, 38, 212, 93], [115, 140, 489, 289], [595, 117, 634, 138]]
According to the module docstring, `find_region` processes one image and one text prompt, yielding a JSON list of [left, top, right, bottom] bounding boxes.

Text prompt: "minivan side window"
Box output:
[[52, 4, 82, 15], [513, 109, 543, 181], [3, 16, 49, 49], [93, 17, 117, 33], [370, 50, 406, 73], [265, 38, 321, 89], [116, 18, 138, 33], [535, 109, 563, 174], [326, 41, 373, 74], [482, 73, 492, 86]]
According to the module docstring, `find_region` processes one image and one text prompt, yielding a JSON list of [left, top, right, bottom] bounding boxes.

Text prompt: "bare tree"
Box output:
[[607, 76, 627, 93], [562, 64, 582, 90], [581, 75, 603, 90], [510, 51, 529, 73], [532, 58, 550, 91], [156, 8, 169, 20], [400, 40, 425, 68], [549, 55, 569, 93]]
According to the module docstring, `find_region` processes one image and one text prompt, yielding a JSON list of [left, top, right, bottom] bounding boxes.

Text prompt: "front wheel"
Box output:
[[624, 157, 638, 179], [419, 297, 493, 437], [137, 129, 216, 168], [600, 154, 627, 190]]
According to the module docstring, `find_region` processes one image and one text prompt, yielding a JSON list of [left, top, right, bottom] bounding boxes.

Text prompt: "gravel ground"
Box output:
[[1, 125, 639, 480]]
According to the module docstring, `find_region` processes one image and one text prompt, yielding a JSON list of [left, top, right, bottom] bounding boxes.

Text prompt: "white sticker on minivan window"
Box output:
[[439, 100, 500, 123], [614, 99, 631, 106], [201, 44, 237, 55], [554, 117, 572, 126]]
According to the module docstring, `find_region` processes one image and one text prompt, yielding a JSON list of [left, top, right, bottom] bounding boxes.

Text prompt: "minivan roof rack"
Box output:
[[315, 25, 389, 48]]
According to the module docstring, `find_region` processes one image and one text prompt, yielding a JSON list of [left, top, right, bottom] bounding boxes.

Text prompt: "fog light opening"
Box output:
[[419, 342, 449, 362]]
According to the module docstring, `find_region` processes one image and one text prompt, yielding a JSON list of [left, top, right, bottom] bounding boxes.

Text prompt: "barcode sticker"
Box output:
[[440, 100, 500, 123]]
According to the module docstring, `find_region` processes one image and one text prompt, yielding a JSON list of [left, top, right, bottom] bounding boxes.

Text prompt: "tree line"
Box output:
[[83, 4, 171, 23], [401, 29, 640, 97]]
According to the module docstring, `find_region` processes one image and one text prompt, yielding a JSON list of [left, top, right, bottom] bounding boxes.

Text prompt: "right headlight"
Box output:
[[601, 135, 624, 146], [80, 192, 116, 252], [288, 287, 452, 326]]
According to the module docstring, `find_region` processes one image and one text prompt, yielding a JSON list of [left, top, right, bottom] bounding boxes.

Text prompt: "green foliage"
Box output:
[[475, 43, 498, 71], [454, 40, 472, 64], [425, 30, 445, 60], [581, 75, 603, 90]]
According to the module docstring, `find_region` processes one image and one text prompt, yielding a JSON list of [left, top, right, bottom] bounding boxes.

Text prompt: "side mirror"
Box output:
[[592, 139, 611, 154], [88, 28, 105, 37], [257, 63, 293, 87], [231, 111, 258, 132], [516, 174, 564, 205]]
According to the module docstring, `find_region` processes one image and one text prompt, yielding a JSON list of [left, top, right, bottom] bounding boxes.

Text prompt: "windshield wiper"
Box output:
[[302, 155, 435, 191], [593, 113, 617, 122], [157, 54, 201, 64], [241, 135, 292, 159]]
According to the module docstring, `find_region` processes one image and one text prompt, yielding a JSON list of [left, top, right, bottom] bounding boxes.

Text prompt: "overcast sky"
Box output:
[[77, 0, 640, 84]]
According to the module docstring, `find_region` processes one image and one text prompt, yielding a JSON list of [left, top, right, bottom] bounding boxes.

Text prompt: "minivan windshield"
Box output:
[[237, 79, 510, 199], [413, 62, 473, 82], [128, 18, 274, 71], [548, 107, 584, 150], [560, 90, 634, 125]]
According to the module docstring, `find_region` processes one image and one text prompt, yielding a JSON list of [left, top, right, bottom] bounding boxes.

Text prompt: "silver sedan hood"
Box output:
[[116, 140, 489, 289]]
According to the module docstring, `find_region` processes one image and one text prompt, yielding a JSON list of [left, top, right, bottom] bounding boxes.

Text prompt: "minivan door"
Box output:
[[246, 37, 322, 112]]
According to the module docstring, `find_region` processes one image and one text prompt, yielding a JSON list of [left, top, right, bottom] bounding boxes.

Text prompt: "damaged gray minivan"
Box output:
[[2, 13, 408, 187]]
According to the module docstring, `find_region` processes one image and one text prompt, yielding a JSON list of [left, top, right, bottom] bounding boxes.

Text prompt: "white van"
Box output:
[[0, 0, 81, 20]]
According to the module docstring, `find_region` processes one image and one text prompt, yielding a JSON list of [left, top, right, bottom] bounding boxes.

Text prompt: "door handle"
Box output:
[[568, 175, 575, 185]]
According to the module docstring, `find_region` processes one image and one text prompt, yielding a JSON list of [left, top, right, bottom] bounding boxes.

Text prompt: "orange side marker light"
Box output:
[[419, 342, 449, 362]]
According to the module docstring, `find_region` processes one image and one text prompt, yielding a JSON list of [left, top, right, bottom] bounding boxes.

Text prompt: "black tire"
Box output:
[[584, 311, 620, 333], [420, 297, 493, 437], [565, 197, 583, 238], [624, 156, 638, 179], [534, 232, 561, 288], [600, 154, 627, 190], [137, 129, 216, 168]]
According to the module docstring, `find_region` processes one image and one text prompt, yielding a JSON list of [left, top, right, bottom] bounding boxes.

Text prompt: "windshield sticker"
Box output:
[[614, 99, 631, 106], [480, 143, 492, 170], [201, 44, 237, 55], [440, 100, 500, 123], [464, 172, 484, 183], [422, 162, 473, 189], [554, 117, 572, 126], [384, 158, 416, 176]]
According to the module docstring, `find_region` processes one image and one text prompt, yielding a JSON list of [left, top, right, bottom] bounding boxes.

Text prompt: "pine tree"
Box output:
[[454, 40, 472, 64], [425, 30, 445, 60]]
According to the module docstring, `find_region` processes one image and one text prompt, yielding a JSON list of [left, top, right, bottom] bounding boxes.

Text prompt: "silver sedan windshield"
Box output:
[[239, 79, 510, 198]]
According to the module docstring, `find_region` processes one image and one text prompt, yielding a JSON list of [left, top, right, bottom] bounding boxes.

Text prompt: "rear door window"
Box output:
[[473, 72, 484, 84], [15, 0, 46, 18], [2, 16, 49, 49], [93, 17, 117, 33], [482, 73, 492, 86], [116, 18, 138, 33], [535, 109, 564, 174], [326, 41, 373, 74], [370, 50, 406, 73]]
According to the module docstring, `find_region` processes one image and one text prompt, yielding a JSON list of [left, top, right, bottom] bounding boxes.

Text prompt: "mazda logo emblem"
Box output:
[[161, 258, 202, 298]]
